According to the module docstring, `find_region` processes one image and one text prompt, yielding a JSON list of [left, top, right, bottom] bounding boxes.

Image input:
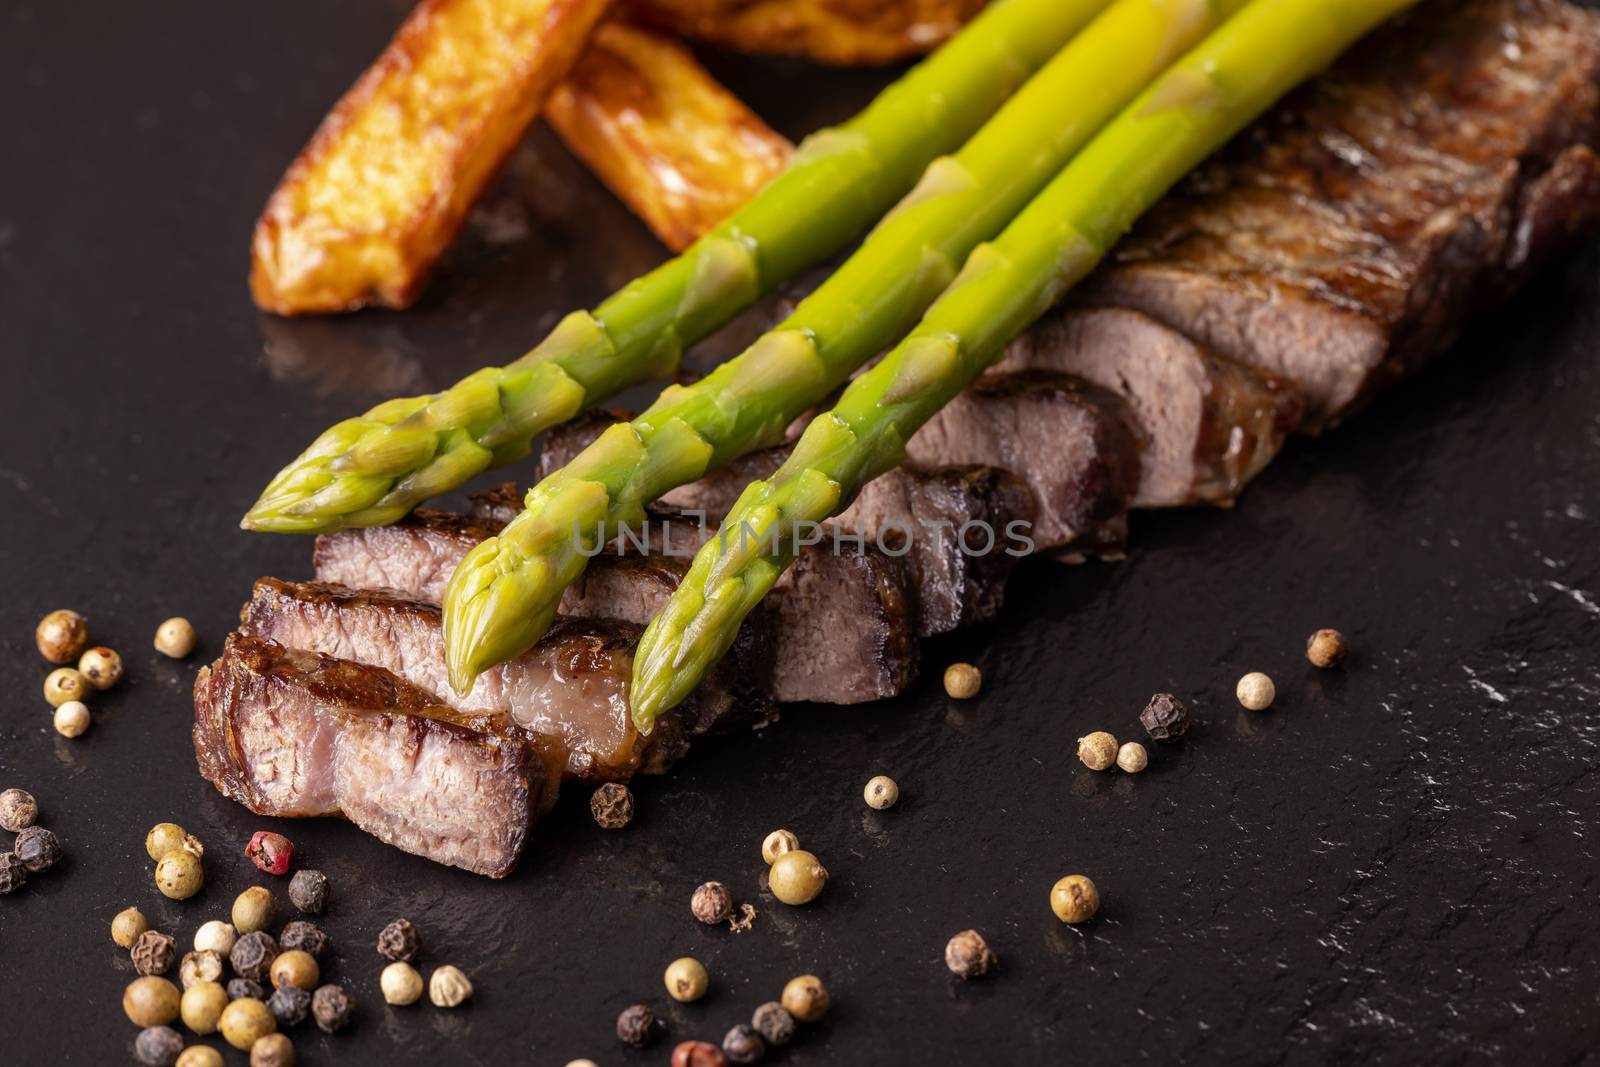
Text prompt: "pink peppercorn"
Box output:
[[245, 831, 294, 875], [671, 1041, 727, 1067]]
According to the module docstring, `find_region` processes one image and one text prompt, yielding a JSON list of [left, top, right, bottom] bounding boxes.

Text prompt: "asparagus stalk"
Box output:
[[630, 0, 1422, 727], [442, 0, 1247, 693], [241, 0, 1109, 535]]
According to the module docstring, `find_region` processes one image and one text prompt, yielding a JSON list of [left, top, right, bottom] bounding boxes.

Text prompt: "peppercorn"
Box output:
[[233, 886, 275, 933], [769, 849, 828, 906], [672, 1041, 727, 1067], [270, 949, 320, 991], [1306, 628, 1347, 668], [664, 957, 709, 1002], [943, 662, 982, 699], [132, 929, 178, 976], [780, 975, 829, 1023], [750, 1002, 795, 1047], [53, 699, 91, 738], [278, 920, 328, 959], [1116, 741, 1149, 773], [286, 869, 328, 914], [1050, 874, 1100, 924], [134, 1025, 184, 1067], [723, 1024, 766, 1064], [267, 986, 311, 1029], [429, 965, 473, 1008], [0, 852, 24, 894], [43, 667, 89, 707], [145, 822, 201, 861], [944, 929, 997, 979], [589, 781, 634, 829], [230, 931, 280, 983], [616, 1003, 661, 1047], [112, 906, 149, 948], [760, 829, 798, 866], [1236, 671, 1276, 711], [311, 984, 354, 1033], [78, 645, 123, 690], [219, 998, 277, 1050], [194, 920, 236, 956], [1076, 731, 1118, 771], [379, 961, 424, 1006], [1139, 693, 1189, 742], [246, 831, 294, 876], [566, 1061, 599, 1067], [0, 788, 38, 831], [375, 917, 419, 962], [180, 981, 229, 1035], [156, 849, 204, 900], [15, 825, 61, 873], [176, 1048, 224, 1067], [124, 976, 182, 1027], [228, 978, 266, 1002], [155, 617, 198, 659], [250, 1032, 295, 1067], [36, 609, 89, 664], [863, 774, 899, 810], [691, 881, 733, 925]]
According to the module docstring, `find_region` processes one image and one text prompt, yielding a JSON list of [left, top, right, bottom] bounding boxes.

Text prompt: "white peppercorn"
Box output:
[[863, 775, 899, 809], [429, 965, 473, 1008], [154, 617, 197, 659], [1236, 671, 1276, 711], [943, 662, 982, 699], [53, 699, 91, 738], [1116, 741, 1148, 773], [193, 920, 236, 956], [379, 961, 423, 1006]]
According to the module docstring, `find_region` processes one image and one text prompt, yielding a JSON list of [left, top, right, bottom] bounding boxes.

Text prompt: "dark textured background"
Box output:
[[2, 3, 1597, 1065]]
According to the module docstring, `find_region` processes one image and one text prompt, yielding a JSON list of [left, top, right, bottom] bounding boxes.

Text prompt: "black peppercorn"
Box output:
[[133, 1024, 183, 1066], [750, 1002, 795, 1047], [228, 978, 266, 1001], [0, 852, 25, 894], [311, 983, 354, 1033], [131, 930, 177, 976], [287, 868, 329, 914], [375, 918, 419, 962], [14, 825, 61, 873], [280, 919, 330, 959], [268, 984, 312, 1028], [1140, 692, 1190, 742], [590, 782, 634, 829], [722, 1024, 766, 1064], [230, 930, 280, 982], [616, 1003, 661, 1047]]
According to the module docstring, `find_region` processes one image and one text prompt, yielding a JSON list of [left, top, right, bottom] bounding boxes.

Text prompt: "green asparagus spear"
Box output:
[[441, 0, 1248, 694], [240, 0, 1109, 535], [630, 0, 1422, 727]]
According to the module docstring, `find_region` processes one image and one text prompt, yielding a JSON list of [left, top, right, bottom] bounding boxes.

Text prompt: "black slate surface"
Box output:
[[2, 3, 1598, 1065]]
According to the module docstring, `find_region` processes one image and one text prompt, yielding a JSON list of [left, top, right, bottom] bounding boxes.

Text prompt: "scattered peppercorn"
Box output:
[[691, 881, 733, 925], [0, 852, 24, 894], [145, 822, 201, 862], [664, 957, 709, 1002], [176, 1047, 224, 1067], [1236, 671, 1276, 711], [1139, 693, 1189, 742], [36, 609, 89, 664], [615, 1003, 661, 1047], [429, 965, 473, 1008], [722, 1024, 766, 1064], [279, 920, 329, 959], [945, 928, 997, 979], [270, 949, 320, 992], [250, 1032, 295, 1067], [379, 961, 424, 1006], [113, 906, 150, 948], [768, 850, 828, 906], [219, 998, 277, 1050], [1076, 731, 1118, 771], [155, 617, 197, 659], [194, 920, 236, 956], [134, 1025, 183, 1067], [267, 985, 311, 1029], [15, 825, 61, 873], [375, 918, 419, 962], [943, 662, 982, 699], [863, 774, 899, 810], [750, 1002, 795, 1047], [124, 976, 182, 1027], [1116, 741, 1149, 773], [53, 699, 91, 738], [566, 1061, 600, 1067], [1050, 874, 1101, 924], [230, 931, 280, 983], [78, 645, 123, 690], [761, 829, 798, 866], [228, 978, 266, 1002], [233, 886, 275, 934], [43, 667, 89, 708], [181, 981, 229, 1035], [672, 1041, 727, 1067], [780, 975, 829, 1023], [156, 849, 204, 900], [311, 984, 354, 1033], [1306, 628, 1347, 668], [0, 788, 38, 831], [246, 831, 294, 876], [132, 929, 177, 976], [287, 869, 328, 914], [589, 782, 634, 829]]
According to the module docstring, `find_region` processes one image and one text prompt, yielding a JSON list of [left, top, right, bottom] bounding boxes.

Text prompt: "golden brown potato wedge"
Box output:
[[250, 0, 611, 315], [624, 0, 984, 66], [546, 22, 793, 251]]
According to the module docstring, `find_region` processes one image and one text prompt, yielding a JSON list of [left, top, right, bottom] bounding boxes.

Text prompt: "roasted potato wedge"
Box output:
[[624, 0, 985, 66], [251, 0, 611, 315], [546, 22, 793, 251]]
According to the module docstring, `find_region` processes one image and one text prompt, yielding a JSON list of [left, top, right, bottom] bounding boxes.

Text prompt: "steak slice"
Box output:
[[312, 508, 499, 605], [239, 578, 772, 779], [996, 307, 1302, 507], [1087, 0, 1600, 425], [193, 634, 542, 878]]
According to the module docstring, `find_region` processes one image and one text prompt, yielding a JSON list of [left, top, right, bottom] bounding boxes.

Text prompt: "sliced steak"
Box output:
[[656, 447, 789, 519], [996, 307, 1301, 507], [312, 508, 498, 605], [239, 578, 772, 780], [1087, 0, 1600, 425], [193, 634, 542, 878]]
